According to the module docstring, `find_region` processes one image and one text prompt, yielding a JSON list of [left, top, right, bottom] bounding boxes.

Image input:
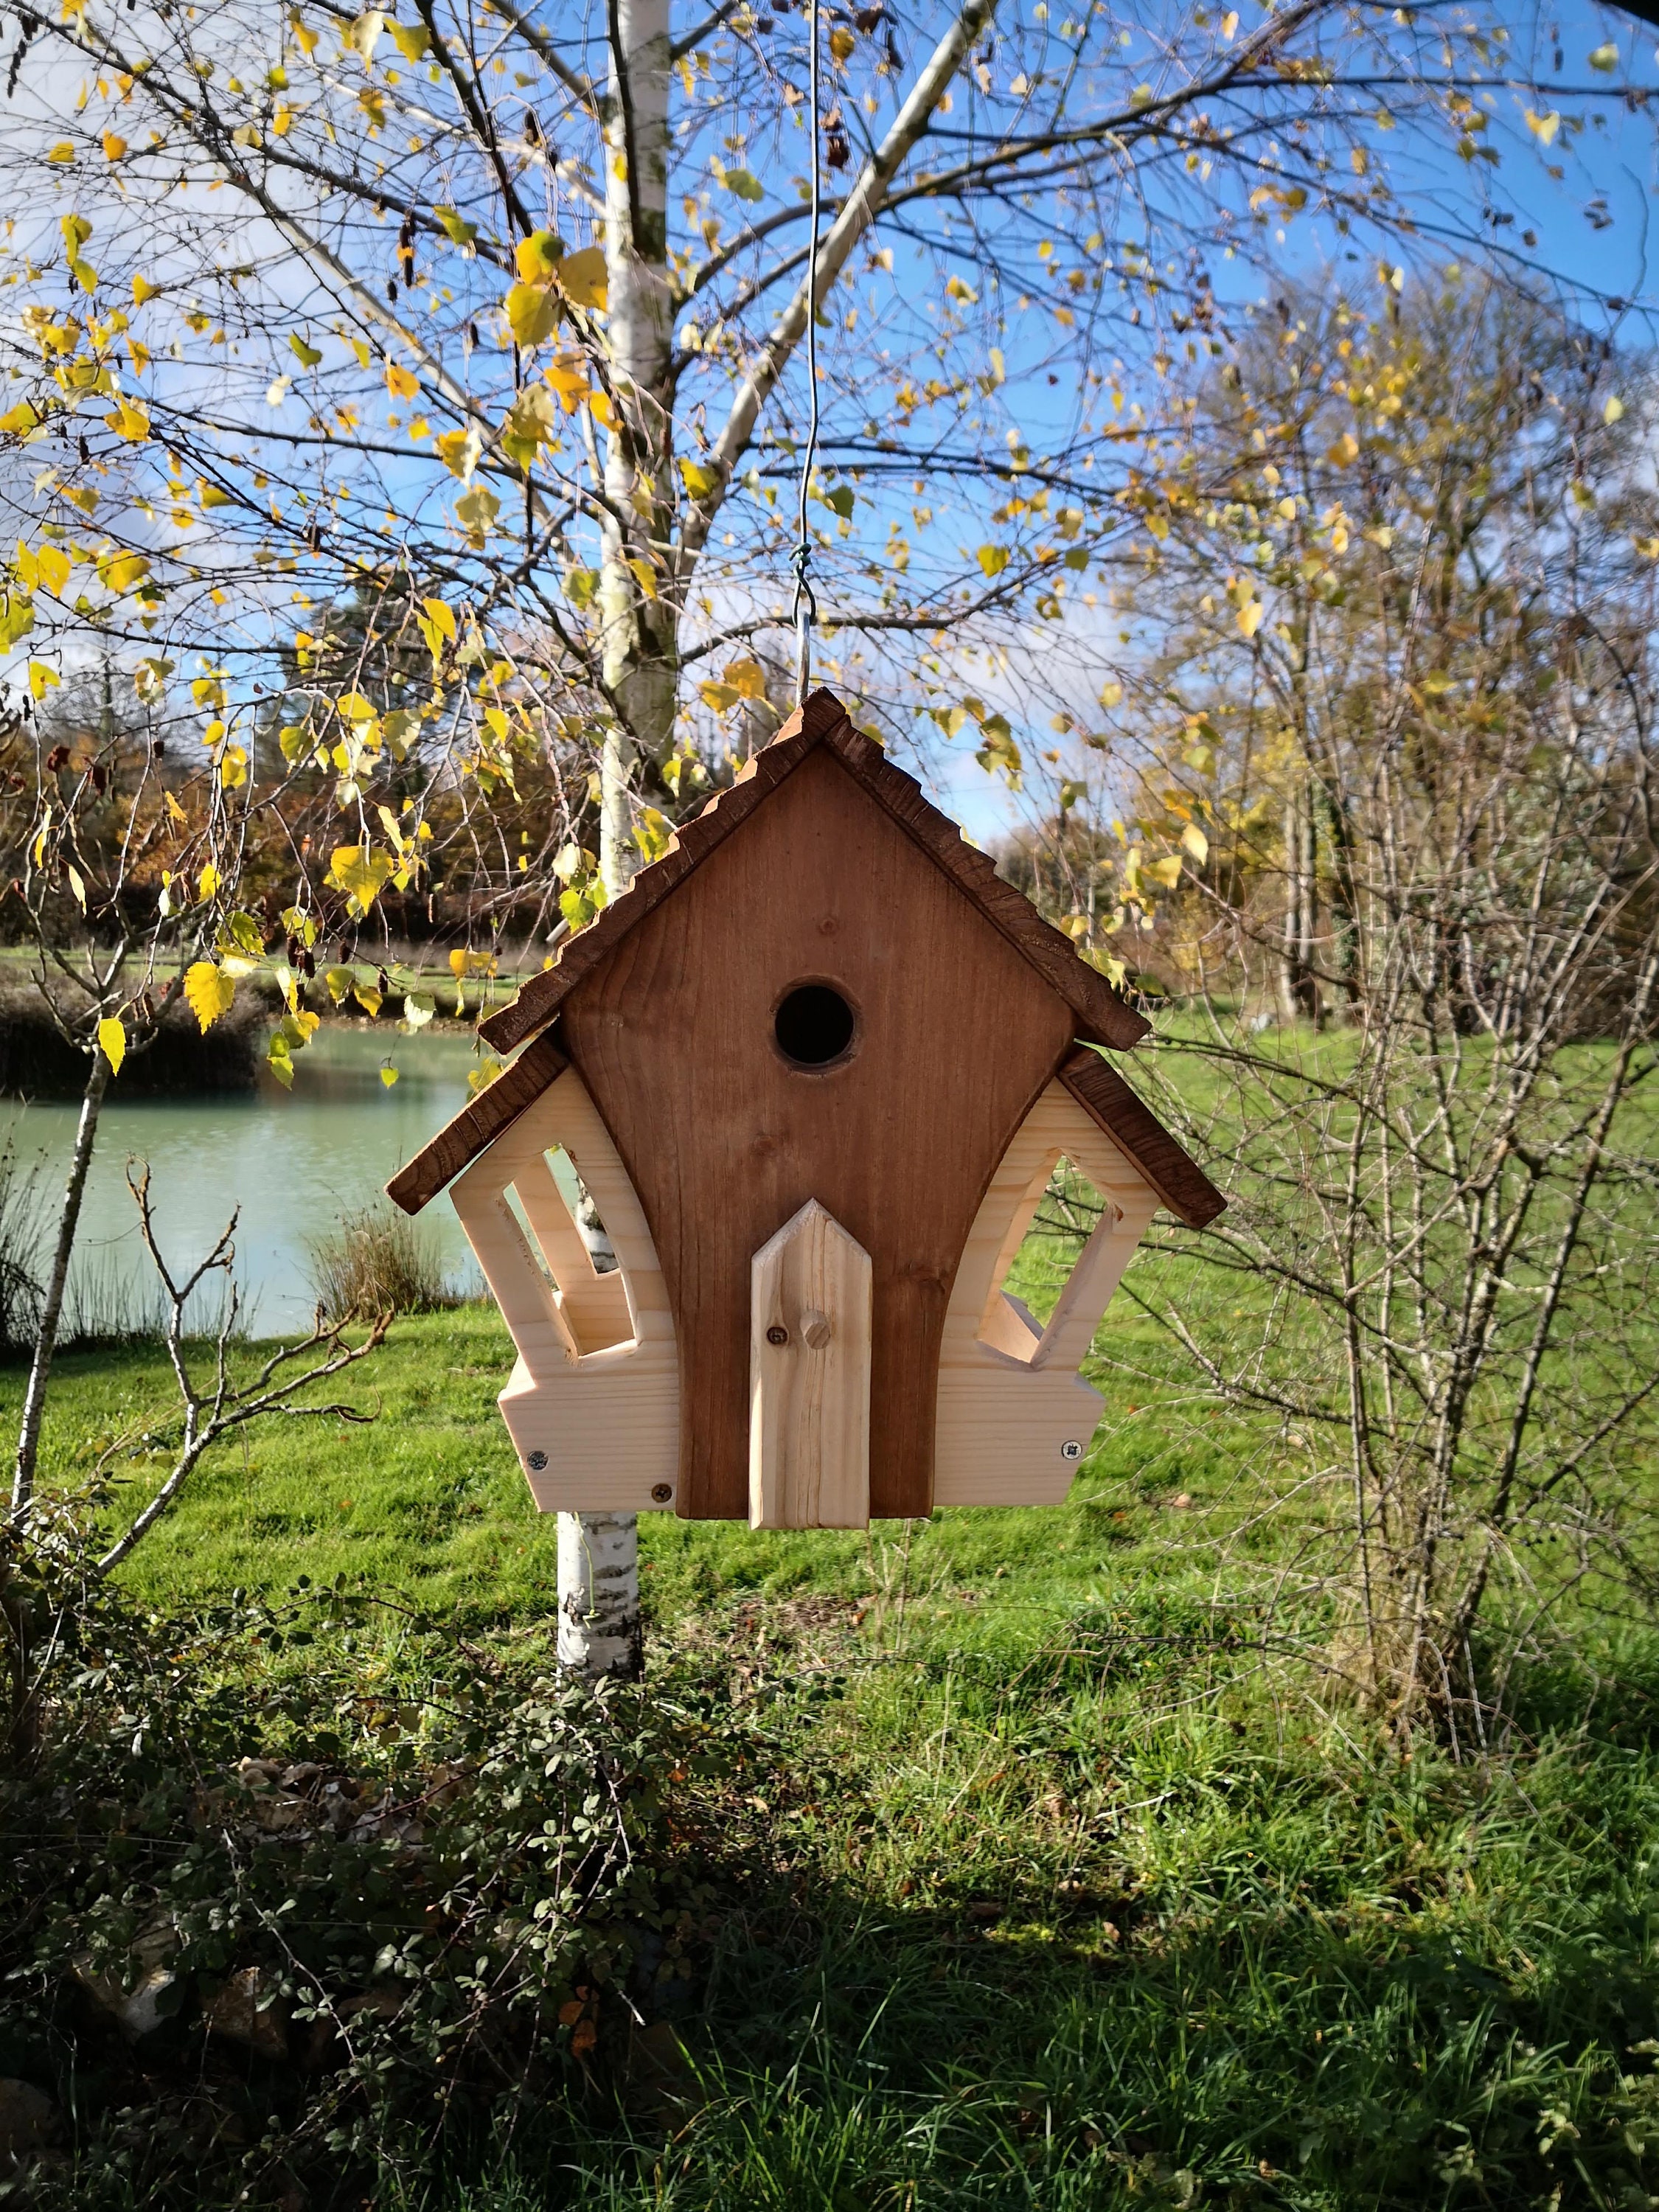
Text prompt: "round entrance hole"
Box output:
[[774, 983, 855, 1068]]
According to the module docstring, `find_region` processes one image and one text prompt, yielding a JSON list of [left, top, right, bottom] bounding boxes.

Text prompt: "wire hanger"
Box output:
[[790, 0, 823, 709]]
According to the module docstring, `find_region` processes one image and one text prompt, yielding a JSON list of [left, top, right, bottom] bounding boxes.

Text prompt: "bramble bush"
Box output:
[[0, 1553, 733, 2209]]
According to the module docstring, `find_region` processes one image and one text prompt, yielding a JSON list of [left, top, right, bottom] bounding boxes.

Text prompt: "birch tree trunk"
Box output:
[[596, 0, 675, 893], [10, 1050, 108, 1520], [557, 0, 672, 1677]]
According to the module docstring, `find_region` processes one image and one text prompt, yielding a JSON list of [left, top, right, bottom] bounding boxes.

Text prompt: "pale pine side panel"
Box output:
[[452, 1070, 679, 1514], [933, 1085, 1157, 1508]]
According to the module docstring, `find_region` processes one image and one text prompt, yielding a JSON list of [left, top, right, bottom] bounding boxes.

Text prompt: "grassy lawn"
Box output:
[[10, 1298, 1659, 2210], [32, 1292, 1259, 1633]]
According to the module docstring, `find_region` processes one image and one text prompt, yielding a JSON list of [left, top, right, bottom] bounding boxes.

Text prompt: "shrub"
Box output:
[[307, 1204, 451, 1318], [0, 1569, 713, 2210]]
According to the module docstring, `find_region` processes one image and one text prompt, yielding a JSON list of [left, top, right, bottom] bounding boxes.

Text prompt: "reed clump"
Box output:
[[306, 1203, 452, 1318]]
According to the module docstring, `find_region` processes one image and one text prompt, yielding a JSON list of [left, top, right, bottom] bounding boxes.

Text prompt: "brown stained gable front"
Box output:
[[556, 739, 1082, 1517], [386, 686, 1227, 1242], [475, 687, 1152, 1060]]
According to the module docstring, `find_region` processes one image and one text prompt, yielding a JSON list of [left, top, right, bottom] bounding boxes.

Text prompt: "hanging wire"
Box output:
[[791, 0, 823, 708]]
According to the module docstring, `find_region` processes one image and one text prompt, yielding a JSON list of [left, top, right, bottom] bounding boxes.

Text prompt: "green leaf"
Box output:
[[434, 204, 478, 246]]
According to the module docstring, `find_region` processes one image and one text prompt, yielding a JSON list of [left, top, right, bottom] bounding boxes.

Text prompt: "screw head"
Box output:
[[765, 1324, 789, 1346], [1060, 1439, 1083, 1462], [651, 1482, 673, 1504], [526, 1449, 549, 1472]]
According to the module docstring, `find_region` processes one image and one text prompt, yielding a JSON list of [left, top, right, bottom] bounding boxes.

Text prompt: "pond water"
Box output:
[[1, 1028, 485, 1335]]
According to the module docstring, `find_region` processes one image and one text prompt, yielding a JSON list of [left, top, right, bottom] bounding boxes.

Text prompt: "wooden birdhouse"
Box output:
[[387, 689, 1224, 1528]]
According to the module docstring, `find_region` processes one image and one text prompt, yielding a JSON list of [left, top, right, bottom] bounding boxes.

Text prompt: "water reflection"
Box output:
[[0, 1027, 482, 1334]]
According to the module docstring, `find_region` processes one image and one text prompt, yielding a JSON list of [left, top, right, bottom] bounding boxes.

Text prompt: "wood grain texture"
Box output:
[[478, 686, 1150, 1059], [386, 1029, 569, 1217], [749, 1200, 872, 1531], [476, 690, 849, 1057], [934, 1082, 1158, 1506], [1060, 1045, 1226, 1228], [560, 742, 1079, 1518], [450, 1068, 678, 1514]]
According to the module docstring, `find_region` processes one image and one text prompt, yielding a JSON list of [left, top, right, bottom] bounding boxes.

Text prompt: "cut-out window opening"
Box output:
[[978, 1153, 1121, 1367], [774, 983, 855, 1068], [500, 1182, 557, 1292], [548, 1146, 619, 1274], [491, 1155, 634, 1360]]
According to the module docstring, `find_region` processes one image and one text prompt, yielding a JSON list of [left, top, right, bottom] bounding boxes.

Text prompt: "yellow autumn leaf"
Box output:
[[725, 658, 767, 699], [35, 546, 69, 596], [28, 661, 60, 701], [132, 274, 160, 305], [421, 596, 456, 644], [184, 961, 236, 1034], [46, 142, 75, 165], [1237, 599, 1265, 639], [385, 361, 420, 400], [829, 24, 855, 60], [1145, 854, 1183, 890], [101, 551, 150, 593], [1604, 395, 1625, 426], [344, 9, 384, 63], [1326, 431, 1358, 466], [545, 355, 589, 412], [1526, 111, 1560, 146], [434, 425, 480, 480], [514, 229, 564, 285], [505, 282, 560, 349], [104, 396, 150, 442], [380, 1062, 399, 1087], [327, 844, 395, 912], [389, 18, 429, 58], [679, 457, 718, 499], [101, 131, 127, 161], [1180, 823, 1209, 866], [97, 1016, 125, 1074], [977, 544, 1010, 577], [557, 246, 607, 311]]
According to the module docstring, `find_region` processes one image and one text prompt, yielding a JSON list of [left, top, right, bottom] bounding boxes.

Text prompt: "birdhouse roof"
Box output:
[[387, 687, 1225, 1228]]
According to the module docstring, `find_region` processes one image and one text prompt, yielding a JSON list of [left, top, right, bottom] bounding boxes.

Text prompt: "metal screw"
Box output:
[[1060, 1440, 1083, 1462], [526, 1450, 549, 1472], [766, 1324, 789, 1346], [651, 1482, 673, 1504]]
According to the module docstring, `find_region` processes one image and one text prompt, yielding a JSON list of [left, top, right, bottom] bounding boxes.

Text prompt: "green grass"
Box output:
[[23, 1299, 1256, 1631], [12, 1301, 1659, 2209]]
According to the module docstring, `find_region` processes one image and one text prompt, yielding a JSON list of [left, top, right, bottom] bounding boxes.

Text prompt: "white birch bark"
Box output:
[[557, 0, 671, 1676], [10, 1051, 108, 1520]]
